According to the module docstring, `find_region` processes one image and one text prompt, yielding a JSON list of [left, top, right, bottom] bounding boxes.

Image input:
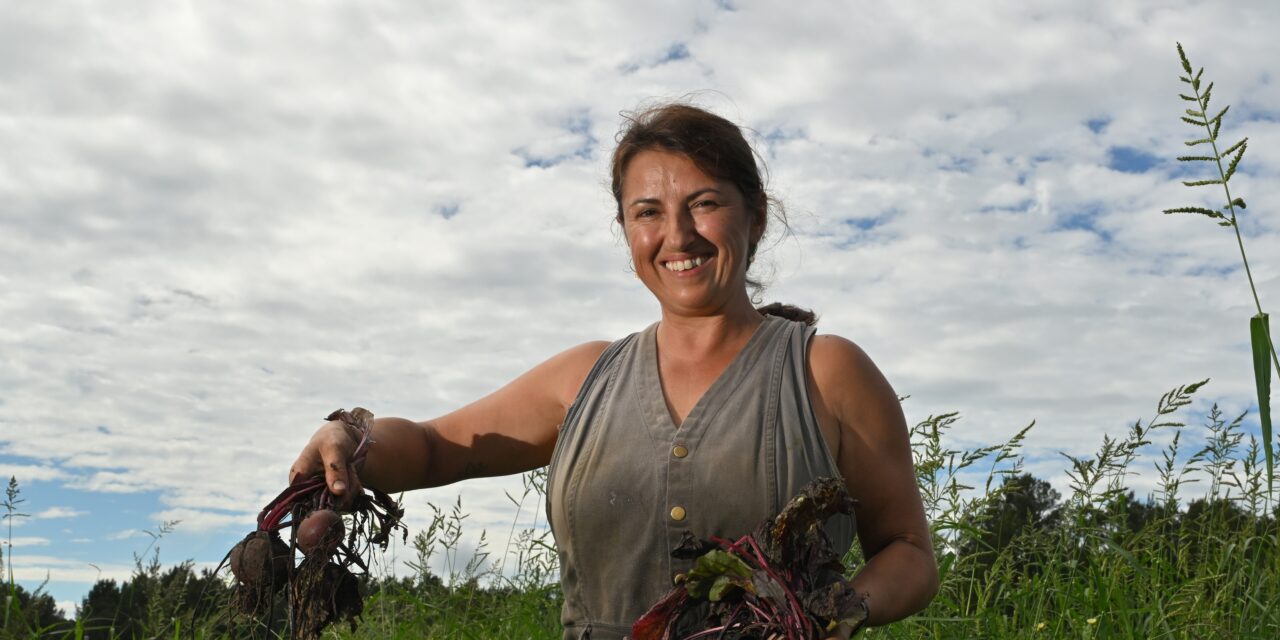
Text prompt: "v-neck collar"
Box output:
[[637, 315, 781, 437]]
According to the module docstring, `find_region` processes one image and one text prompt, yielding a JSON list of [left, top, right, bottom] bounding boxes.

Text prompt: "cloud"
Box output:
[[34, 506, 86, 520], [10, 555, 134, 584], [4, 536, 50, 547], [0, 464, 68, 483], [2, 0, 1279, 609]]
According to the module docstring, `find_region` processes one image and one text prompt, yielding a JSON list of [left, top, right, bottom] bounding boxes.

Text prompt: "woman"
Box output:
[[289, 104, 938, 639]]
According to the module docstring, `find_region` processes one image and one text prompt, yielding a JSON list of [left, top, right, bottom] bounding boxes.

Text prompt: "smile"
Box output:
[[662, 256, 708, 272]]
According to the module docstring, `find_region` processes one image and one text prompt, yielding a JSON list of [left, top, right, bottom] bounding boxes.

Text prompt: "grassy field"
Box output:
[[8, 380, 1279, 639]]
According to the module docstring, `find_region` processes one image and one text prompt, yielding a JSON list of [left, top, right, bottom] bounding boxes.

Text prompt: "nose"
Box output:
[[663, 205, 700, 249]]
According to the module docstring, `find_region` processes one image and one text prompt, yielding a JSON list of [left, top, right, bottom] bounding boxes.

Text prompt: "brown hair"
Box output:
[[609, 103, 814, 325]]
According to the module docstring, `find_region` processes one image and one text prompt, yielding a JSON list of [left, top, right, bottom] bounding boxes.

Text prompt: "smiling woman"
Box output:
[[611, 104, 780, 298], [289, 102, 938, 640]]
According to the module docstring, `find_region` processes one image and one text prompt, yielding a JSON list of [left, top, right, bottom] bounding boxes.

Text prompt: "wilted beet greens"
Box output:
[[224, 408, 406, 640], [632, 477, 869, 640]]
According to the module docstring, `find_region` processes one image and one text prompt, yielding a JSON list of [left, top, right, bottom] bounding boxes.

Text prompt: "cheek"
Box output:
[[625, 227, 657, 254]]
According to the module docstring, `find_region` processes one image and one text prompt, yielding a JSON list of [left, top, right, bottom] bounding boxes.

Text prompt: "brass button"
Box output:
[[673, 572, 687, 585], [672, 444, 689, 458], [670, 506, 687, 521]]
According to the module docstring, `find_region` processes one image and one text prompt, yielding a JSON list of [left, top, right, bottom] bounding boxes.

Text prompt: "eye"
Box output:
[[693, 199, 720, 211], [634, 207, 658, 219]]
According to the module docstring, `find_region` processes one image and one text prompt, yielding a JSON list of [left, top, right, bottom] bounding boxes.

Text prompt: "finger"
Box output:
[[288, 448, 322, 486], [339, 462, 364, 508], [319, 440, 354, 496]]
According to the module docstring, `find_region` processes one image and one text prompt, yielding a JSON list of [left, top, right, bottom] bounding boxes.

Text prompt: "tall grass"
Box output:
[[882, 384, 1280, 639], [18, 380, 1275, 639]]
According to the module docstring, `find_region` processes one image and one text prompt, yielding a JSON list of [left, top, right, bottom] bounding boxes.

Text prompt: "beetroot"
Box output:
[[229, 531, 290, 586], [223, 408, 406, 639], [296, 509, 344, 554]]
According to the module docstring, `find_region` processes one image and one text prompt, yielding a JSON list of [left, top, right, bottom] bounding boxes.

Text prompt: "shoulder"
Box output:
[[556, 340, 613, 365], [544, 341, 613, 406], [806, 333, 902, 434], [807, 334, 879, 390]]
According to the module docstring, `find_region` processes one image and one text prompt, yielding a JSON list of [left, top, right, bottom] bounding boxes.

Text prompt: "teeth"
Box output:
[[664, 256, 708, 272]]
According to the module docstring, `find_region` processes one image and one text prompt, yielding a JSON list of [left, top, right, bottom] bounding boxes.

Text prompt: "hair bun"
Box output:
[[756, 302, 817, 326]]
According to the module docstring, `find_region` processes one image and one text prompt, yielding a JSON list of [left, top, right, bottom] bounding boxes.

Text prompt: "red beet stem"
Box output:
[[742, 535, 812, 639], [258, 476, 325, 531]]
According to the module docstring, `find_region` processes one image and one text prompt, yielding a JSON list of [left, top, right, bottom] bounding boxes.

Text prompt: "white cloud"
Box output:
[[1, 0, 1278, 607], [10, 555, 134, 584], [34, 506, 85, 520], [0, 464, 68, 483], [3, 536, 50, 547]]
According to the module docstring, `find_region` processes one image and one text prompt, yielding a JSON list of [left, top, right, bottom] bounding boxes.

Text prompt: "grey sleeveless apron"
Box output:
[[546, 315, 855, 639]]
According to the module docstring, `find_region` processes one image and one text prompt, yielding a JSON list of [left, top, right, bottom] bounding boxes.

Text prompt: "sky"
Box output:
[[3, 0, 1279, 616]]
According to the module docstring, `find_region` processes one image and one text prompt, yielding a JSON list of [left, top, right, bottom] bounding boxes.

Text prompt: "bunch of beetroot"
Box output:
[[224, 408, 407, 640], [631, 478, 869, 640]]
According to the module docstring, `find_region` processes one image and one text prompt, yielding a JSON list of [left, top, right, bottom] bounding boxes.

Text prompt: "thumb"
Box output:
[[318, 441, 361, 497], [326, 459, 350, 495]]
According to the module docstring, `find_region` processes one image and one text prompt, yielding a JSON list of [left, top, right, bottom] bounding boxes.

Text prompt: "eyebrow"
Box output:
[[626, 188, 724, 209]]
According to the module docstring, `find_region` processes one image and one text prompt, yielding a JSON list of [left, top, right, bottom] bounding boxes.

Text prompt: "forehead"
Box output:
[[621, 149, 724, 198]]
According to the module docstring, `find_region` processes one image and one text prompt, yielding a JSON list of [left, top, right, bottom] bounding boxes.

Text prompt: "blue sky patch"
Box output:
[[1185, 263, 1237, 278], [1053, 204, 1112, 243], [1086, 117, 1110, 133], [1107, 146, 1161, 173], [843, 216, 885, 231], [660, 43, 690, 64]]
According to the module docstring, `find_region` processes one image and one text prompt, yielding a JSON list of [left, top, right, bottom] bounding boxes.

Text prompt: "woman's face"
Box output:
[[620, 149, 763, 317]]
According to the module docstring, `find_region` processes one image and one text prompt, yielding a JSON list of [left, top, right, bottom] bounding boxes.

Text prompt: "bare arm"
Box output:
[[808, 335, 939, 630], [289, 340, 610, 498]]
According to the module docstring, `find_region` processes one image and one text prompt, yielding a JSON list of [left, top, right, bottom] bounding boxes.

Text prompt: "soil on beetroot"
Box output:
[[223, 408, 407, 640], [632, 477, 869, 640]]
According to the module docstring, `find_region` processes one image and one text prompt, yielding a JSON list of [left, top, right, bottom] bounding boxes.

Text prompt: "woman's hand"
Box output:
[[289, 419, 363, 504]]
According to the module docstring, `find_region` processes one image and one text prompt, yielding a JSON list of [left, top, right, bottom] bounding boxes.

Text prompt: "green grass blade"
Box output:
[[1250, 313, 1274, 484], [1177, 42, 1192, 72], [1224, 141, 1247, 182], [1162, 206, 1224, 220], [1221, 137, 1247, 157]]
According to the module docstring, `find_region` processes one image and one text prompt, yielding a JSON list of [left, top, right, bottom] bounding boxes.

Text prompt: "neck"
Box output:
[[657, 296, 764, 358]]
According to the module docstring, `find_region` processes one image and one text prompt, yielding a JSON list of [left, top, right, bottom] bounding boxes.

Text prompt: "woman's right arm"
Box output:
[[288, 340, 611, 499]]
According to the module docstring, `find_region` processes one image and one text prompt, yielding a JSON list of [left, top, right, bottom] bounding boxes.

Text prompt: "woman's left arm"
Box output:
[[808, 334, 939, 629]]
